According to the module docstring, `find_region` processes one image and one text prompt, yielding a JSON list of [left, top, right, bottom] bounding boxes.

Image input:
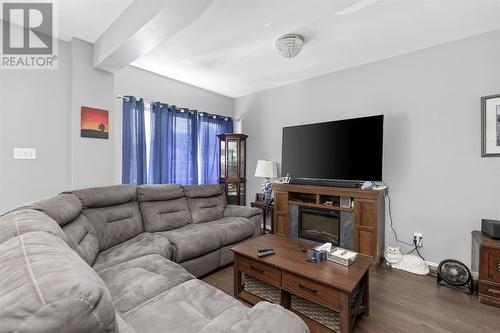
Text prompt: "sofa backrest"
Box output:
[[14, 193, 100, 266], [138, 184, 192, 232], [183, 185, 227, 223], [66, 184, 144, 251], [0, 210, 117, 332]]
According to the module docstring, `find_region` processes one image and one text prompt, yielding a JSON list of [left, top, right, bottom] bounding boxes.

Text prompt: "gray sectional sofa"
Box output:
[[0, 184, 309, 333]]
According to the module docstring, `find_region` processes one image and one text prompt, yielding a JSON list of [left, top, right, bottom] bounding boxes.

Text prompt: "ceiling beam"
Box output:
[[93, 0, 214, 73]]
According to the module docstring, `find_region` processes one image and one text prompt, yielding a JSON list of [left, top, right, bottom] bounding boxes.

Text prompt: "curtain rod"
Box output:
[[116, 95, 239, 121]]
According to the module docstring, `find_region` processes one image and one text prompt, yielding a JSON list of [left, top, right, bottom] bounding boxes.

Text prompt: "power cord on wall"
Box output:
[[380, 182, 414, 247], [407, 238, 426, 261], [378, 181, 426, 261]]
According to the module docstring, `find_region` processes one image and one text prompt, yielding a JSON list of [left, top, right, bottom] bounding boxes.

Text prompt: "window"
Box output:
[[123, 98, 233, 185]]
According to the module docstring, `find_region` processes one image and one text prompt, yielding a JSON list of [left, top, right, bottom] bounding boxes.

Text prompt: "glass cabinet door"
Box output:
[[227, 183, 238, 205], [218, 134, 247, 206], [239, 140, 245, 179], [227, 140, 238, 180], [220, 140, 226, 179], [239, 183, 245, 205]]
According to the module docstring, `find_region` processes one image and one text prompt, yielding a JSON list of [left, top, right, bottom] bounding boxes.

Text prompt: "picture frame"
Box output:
[[255, 192, 266, 203], [81, 106, 109, 140], [481, 94, 500, 157]]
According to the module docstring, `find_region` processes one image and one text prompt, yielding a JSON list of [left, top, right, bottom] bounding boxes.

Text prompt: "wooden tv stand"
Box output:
[[272, 183, 385, 263]]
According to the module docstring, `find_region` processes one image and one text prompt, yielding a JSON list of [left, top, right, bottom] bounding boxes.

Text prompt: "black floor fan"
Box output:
[[437, 259, 474, 295]]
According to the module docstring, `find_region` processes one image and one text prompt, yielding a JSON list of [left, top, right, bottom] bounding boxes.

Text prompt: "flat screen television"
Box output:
[[281, 115, 384, 184]]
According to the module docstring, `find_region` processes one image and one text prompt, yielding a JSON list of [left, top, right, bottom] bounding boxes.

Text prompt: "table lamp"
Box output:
[[254, 160, 278, 203]]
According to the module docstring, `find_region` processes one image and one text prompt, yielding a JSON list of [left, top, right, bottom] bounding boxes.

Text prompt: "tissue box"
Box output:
[[327, 248, 358, 266], [306, 244, 329, 262]]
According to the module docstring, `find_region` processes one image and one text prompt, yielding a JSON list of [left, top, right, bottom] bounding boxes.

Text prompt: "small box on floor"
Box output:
[[327, 248, 358, 266]]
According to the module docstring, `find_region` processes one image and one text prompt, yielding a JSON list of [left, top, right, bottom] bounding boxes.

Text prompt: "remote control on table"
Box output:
[[258, 247, 273, 252], [257, 250, 275, 258]]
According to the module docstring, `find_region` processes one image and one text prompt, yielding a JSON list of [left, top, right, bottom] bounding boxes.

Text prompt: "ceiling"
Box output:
[[129, 0, 500, 97], [58, 0, 134, 42], [53, 0, 500, 97]]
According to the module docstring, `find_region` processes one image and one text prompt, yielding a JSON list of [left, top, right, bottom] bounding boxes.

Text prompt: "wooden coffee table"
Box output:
[[232, 234, 371, 333]]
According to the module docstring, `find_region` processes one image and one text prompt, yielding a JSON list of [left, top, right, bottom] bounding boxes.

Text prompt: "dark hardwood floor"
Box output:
[[202, 264, 500, 333]]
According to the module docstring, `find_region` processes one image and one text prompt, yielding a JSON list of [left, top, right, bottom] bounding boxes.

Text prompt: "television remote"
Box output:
[[258, 247, 273, 252], [257, 250, 275, 258]]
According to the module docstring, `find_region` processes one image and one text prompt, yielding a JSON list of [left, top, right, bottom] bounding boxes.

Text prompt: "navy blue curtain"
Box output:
[[148, 103, 199, 184], [198, 115, 233, 184], [122, 96, 147, 184]]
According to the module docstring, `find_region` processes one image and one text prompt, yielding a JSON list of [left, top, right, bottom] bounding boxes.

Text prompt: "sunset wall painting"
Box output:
[[81, 106, 109, 139]]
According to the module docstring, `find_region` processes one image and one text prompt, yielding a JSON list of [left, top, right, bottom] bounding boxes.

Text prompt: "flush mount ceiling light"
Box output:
[[275, 34, 304, 58]]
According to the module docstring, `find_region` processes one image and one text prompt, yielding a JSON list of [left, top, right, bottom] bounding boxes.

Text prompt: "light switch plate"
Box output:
[[13, 148, 36, 160]]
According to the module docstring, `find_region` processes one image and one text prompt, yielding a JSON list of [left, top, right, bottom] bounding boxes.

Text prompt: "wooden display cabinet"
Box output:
[[472, 230, 500, 308], [218, 133, 247, 206]]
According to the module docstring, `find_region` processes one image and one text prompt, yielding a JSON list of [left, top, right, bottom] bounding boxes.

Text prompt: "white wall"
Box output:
[[0, 38, 117, 213], [0, 40, 70, 213], [114, 65, 234, 183], [69, 38, 115, 188], [234, 30, 500, 265]]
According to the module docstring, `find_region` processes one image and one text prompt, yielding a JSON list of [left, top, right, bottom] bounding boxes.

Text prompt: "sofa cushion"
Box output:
[[138, 184, 185, 202], [205, 217, 255, 246], [82, 201, 144, 251], [159, 223, 222, 263], [0, 210, 66, 245], [14, 193, 82, 226], [224, 204, 262, 218], [223, 302, 310, 333], [0, 229, 116, 332], [180, 249, 221, 278], [140, 198, 191, 232], [121, 279, 244, 333], [98, 254, 194, 313], [183, 184, 223, 198], [67, 184, 137, 208], [116, 310, 136, 333], [62, 213, 99, 266], [93, 233, 172, 272], [184, 184, 227, 223]]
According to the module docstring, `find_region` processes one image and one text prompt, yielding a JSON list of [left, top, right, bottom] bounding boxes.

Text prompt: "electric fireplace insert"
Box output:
[[299, 208, 340, 245]]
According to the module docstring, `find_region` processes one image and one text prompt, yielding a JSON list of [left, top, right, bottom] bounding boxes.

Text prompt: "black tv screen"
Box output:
[[281, 115, 384, 182]]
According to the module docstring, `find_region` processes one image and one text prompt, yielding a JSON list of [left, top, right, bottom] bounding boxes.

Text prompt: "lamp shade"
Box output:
[[255, 160, 278, 178]]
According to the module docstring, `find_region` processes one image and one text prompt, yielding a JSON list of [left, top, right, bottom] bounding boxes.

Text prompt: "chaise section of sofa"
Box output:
[[0, 210, 117, 333], [1, 184, 309, 333]]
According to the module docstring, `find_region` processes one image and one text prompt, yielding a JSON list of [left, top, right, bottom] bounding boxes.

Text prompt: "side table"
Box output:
[[250, 201, 274, 234]]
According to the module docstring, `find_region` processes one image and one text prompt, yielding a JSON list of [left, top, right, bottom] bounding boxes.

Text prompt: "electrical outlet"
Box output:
[[413, 232, 423, 247]]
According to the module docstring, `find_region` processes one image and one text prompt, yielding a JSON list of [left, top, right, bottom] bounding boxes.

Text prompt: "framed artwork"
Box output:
[[81, 106, 109, 139], [255, 192, 266, 203], [481, 94, 500, 157]]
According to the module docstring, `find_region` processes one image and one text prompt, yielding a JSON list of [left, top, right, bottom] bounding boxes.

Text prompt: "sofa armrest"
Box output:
[[223, 205, 262, 218]]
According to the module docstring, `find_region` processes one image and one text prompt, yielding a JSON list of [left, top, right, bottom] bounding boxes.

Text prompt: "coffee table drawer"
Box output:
[[282, 271, 340, 311], [239, 256, 281, 287]]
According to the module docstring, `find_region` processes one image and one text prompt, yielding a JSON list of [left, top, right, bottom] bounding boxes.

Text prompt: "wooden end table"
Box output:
[[232, 234, 371, 333], [250, 201, 274, 233]]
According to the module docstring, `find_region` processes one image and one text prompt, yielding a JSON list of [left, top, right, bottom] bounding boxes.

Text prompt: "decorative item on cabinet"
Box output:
[[218, 133, 247, 205]]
